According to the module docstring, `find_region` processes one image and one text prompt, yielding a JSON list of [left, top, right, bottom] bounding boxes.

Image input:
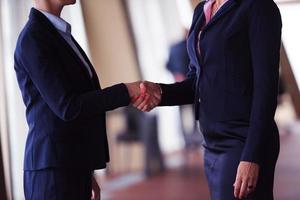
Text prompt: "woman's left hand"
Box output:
[[233, 161, 260, 199]]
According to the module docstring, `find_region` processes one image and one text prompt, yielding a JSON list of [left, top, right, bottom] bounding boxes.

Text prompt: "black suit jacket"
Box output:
[[160, 0, 282, 164], [14, 8, 130, 170]]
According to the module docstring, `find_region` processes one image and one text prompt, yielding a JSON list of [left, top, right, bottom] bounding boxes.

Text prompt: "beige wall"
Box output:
[[81, 0, 140, 87], [80, 0, 143, 173]]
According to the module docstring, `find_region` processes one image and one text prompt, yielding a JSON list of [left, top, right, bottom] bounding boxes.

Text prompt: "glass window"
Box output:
[[125, 0, 194, 153], [278, 2, 300, 89]]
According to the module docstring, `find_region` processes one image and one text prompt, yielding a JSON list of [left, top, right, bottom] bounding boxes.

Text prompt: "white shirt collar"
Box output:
[[39, 9, 72, 36]]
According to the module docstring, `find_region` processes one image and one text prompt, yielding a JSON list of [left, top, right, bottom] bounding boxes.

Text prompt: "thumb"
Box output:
[[91, 190, 95, 199], [140, 82, 147, 95]]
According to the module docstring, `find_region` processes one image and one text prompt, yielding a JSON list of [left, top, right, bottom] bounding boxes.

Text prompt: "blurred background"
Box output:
[[0, 0, 300, 199]]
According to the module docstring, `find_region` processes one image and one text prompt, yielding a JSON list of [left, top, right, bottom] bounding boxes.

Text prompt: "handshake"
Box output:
[[125, 81, 162, 112]]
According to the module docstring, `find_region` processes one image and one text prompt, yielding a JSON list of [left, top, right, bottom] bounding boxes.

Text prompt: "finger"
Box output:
[[131, 95, 140, 103], [141, 99, 154, 112], [151, 94, 161, 104], [96, 186, 101, 200], [149, 96, 160, 107], [253, 175, 258, 189], [152, 91, 161, 100], [142, 105, 150, 112], [246, 177, 256, 196], [140, 82, 147, 95], [239, 179, 248, 199], [132, 97, 144, 108], [95, 192, 100, 200], [91, 190, 95, 200], [246, 187, 254, 197], [234, 178, 242, 198], [145, 98, 160, 111], [145, 107, 153, 112], [143, 103, 155, 112], [137, 94, 150, 110], [248, 177, 255, 188], [132, 94, 146, 107], [92, 190, 98, 200]]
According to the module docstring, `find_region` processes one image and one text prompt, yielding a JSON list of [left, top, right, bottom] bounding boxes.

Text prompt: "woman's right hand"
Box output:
[[233, 161, 260, 199]]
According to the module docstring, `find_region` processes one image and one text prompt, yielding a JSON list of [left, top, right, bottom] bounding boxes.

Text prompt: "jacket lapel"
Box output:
[[30, 8, 94, 83], [58, 34, 93, 81], [202, 0, 237, 34], [71, 36, 101, 88]]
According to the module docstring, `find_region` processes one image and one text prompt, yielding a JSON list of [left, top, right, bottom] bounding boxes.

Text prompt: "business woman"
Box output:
[[14, 0, 148, 199], [134, 0, 282, 199]]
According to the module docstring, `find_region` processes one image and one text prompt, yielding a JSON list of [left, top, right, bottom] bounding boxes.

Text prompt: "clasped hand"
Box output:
[[126, 81, 161, 112]]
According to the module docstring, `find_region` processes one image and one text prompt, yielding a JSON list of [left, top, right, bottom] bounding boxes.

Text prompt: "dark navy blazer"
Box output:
[[14, 8, 130, 170], [160, 0, 282, 164]]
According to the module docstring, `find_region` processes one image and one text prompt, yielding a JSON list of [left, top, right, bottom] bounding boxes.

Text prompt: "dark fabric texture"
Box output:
[[159, 0, 282, 198], [159, 0, 282, 164], [14, 8, 131, 170], [204, 146, 278, 200], [24, 168, 92, 200], [200, 118, 279, 200]]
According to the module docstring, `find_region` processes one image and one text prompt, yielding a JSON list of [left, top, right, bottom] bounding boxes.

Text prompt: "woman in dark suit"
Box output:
[[133, 0, 282, 199]]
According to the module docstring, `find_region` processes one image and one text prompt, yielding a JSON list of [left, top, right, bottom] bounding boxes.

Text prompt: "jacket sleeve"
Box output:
[[240, 0, 282, 164], [17, 30, 130, 122], [159, 63, 197, 106]]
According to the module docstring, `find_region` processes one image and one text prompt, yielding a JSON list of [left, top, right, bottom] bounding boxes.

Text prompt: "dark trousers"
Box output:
[[201, 120, 279, 200], [24, 168, 92, 200], [204, 147, 278, 200]]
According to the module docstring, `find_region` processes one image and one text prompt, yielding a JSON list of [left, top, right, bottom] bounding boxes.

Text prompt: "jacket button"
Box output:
[[199, 98, 201, 103]]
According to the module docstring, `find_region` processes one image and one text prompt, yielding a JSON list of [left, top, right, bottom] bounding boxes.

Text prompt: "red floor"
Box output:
[[104, 133, 300, 200], [274, 133, 300, 200]]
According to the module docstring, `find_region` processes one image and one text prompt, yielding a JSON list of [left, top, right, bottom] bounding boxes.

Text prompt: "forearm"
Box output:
[[159, 77, 195, 106], [74, 83, 131, 119], [240, 80, 280, 162], [44, 83, 130, 122]]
